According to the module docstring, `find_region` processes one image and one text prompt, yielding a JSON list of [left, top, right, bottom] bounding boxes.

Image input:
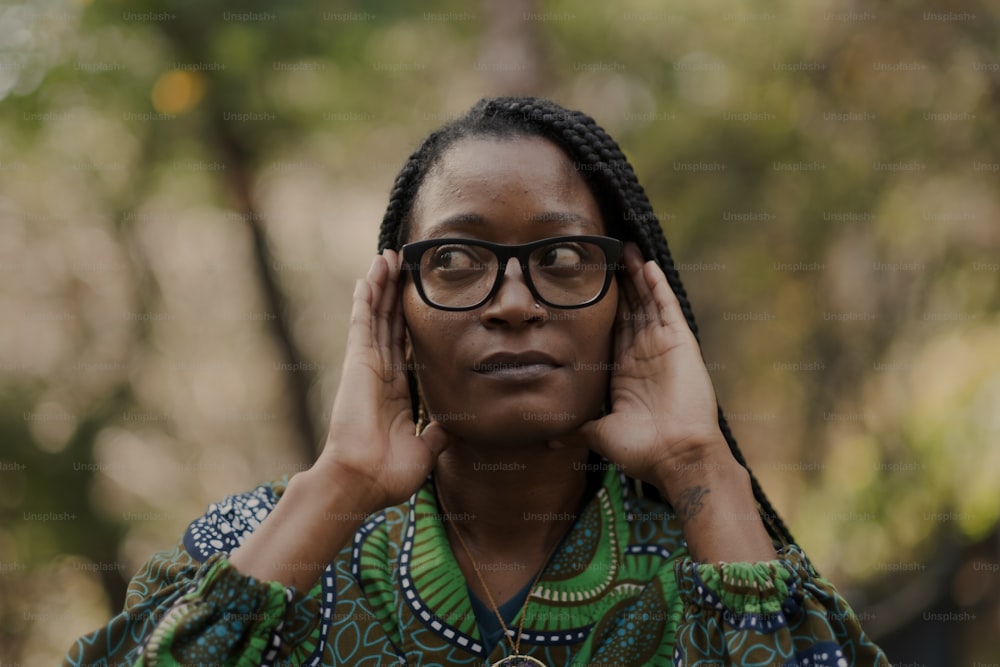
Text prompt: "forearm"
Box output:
[[229, 467, 377, 589], [655, 440, 777, 563]]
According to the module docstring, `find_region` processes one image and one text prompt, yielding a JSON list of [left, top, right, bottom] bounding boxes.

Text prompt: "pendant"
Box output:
[[491, 656, 547, 667]]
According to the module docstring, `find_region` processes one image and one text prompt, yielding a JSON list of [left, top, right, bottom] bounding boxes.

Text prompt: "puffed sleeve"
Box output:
[[672, 545, 890, 667], [62, 481, 328, 667]]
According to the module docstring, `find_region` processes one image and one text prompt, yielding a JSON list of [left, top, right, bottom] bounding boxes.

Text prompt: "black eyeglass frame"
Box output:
[[400, 235, 624, 312]]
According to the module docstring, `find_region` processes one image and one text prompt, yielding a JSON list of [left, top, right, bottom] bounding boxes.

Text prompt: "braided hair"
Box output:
[[377, 96, 795, 547]]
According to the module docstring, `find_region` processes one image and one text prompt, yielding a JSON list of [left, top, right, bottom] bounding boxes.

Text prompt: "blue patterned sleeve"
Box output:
[[61, 480, 330, 667], [672, 545, 890, 667]]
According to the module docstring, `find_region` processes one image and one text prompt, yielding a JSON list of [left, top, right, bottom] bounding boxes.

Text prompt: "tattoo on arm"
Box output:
[[677, 485, 709, 521]]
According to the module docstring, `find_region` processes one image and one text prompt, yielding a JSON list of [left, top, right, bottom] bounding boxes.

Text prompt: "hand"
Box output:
[[549, 243, 728, 488], [229, 250, 453, 587], [549, 244, 778, 561], [313, 249, 453, 510]]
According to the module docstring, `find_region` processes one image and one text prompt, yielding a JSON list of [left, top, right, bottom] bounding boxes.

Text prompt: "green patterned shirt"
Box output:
[[62, 466, 889, 666]]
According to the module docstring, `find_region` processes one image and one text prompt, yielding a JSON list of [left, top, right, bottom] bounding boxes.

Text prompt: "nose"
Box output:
[[480, 257, 545, 326]]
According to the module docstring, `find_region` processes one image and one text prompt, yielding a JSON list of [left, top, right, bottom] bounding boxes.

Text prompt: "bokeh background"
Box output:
[[1, 0, 998, 664]]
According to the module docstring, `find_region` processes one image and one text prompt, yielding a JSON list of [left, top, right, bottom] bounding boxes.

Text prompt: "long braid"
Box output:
[[377, 96, 795, 547]]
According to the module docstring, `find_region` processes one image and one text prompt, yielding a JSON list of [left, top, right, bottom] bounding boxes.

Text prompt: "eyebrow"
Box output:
[[424, 211, 598, 238]]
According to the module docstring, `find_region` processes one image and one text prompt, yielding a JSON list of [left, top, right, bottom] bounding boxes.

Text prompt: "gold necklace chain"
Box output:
[[434, 481, 569, 665]]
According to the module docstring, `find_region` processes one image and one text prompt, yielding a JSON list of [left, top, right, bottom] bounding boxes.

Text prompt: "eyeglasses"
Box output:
[[400, 235, 623, 311]]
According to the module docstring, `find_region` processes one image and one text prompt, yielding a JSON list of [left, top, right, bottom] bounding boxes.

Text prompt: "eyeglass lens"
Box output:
[[417, 240, 610, 308]]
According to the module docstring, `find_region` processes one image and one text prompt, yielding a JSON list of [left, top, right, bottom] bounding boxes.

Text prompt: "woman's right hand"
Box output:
[[311, 249, 453, 511], [232, 250, 449, 588]]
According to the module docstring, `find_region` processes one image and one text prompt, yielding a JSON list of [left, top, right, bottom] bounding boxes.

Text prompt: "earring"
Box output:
[[415, 403, 427, 434]]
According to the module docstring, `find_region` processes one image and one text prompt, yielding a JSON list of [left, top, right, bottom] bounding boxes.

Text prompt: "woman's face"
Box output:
[[403, 135, 619, 446]]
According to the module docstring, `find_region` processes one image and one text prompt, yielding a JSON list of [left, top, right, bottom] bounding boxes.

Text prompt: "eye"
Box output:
[[538, 243, 587, 269], [427, 245, 483, 271]]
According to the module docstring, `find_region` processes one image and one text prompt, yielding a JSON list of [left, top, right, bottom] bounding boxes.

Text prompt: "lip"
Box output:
[[473, 350, 562, 381]]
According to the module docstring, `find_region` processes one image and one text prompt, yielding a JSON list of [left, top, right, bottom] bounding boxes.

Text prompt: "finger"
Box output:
[[641, 260, 692, 334], [547, 419, 602, 453], [372, 252, 397, 352], [622, 244, 651, 320], [417, 420, 455, 460], [614, 284, 635, 358], [615, 244, 644, 348], [365, 253, 388, 348], [386, 250, 408, 375], [374, 249, 400, 366], [625, 244, 691, 335], [347, 263, 377, 352], [623, 243, 663, 326]]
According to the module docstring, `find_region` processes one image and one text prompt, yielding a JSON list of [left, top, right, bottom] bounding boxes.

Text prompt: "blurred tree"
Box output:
[[1, 0, 998, 663]]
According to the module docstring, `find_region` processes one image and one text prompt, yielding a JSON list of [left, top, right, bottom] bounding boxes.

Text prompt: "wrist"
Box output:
[[652, 442, 777, 563], [227, 469, 378, 589], [652, 434, 737, 500], [293, 466, 383, 520]]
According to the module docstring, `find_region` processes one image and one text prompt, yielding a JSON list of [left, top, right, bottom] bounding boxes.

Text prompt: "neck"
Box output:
[[433, 440, 593, 559]]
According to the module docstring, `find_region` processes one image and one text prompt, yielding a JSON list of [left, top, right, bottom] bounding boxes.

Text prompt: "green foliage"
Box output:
[[1, 0, 998, 662]]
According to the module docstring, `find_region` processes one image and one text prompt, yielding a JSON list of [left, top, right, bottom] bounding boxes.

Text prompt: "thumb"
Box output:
[[547, 418, 604, 452], [417, 420, 454, 459]]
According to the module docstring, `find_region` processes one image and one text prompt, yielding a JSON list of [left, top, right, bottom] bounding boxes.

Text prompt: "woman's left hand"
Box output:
[[549, 242, 729, 487], [552, 242, 779, 562]]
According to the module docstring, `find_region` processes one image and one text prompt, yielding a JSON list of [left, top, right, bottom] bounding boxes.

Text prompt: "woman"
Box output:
[[64, 97, 889, 666]]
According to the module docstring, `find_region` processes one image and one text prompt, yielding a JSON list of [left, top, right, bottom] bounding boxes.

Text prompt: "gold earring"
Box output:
[[415, 403, 427, 434]]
